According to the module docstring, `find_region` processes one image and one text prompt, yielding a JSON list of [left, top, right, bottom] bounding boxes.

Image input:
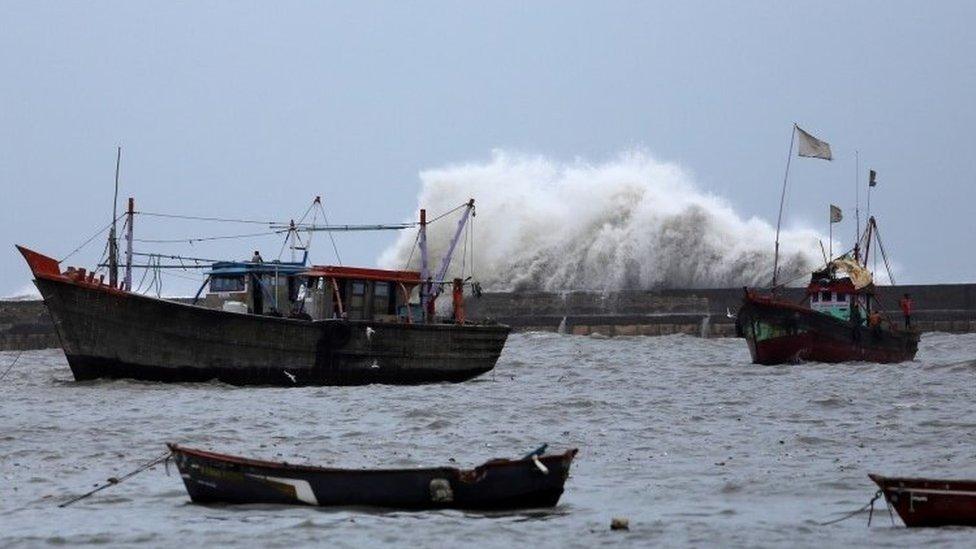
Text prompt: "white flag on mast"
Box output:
[[796, 125, 832, 160], [830, 204, 843, 223]]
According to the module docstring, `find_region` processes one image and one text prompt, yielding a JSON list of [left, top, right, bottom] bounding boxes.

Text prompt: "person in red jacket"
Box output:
[[899, 293, 914, 329]]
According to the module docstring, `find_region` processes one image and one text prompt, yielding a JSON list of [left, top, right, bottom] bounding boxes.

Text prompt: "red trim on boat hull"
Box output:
[[16, 245, 61, 278], [17, 244, 126, 294]]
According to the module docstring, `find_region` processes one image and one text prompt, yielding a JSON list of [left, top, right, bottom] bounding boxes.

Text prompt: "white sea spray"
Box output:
[[380, 150, 824, 290]]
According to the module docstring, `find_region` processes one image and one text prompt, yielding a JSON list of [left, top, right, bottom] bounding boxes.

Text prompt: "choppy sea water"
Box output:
[[2, 333, 976, 548]]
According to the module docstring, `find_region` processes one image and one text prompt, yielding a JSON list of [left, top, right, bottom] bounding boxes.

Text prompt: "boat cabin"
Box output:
[[298, 265, 422, 321], [200, 259, 308, 316], [807, 272, 870, 322]]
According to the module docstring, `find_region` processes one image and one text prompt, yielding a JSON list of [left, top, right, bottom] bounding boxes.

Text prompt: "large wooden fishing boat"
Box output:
[[737, 219, 919, 364], [18, 198, 509, 386], [169, 443, 577, 510], [738, 126, 919, 364], [870, 474, 976, 527]]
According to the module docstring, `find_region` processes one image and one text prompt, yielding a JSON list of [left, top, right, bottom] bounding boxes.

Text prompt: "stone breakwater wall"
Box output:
[[3, 284, 976, 350], [467, 284, 976, 337], [0, 300, 61, 351]]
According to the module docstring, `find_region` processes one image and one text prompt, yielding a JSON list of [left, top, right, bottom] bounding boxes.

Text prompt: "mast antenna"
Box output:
[[108, 146, 121, 288], [854, 150, 861, 262], [124, 197, 134, 291], [419, 208, 429, 321], [772, 124, 797, 289]]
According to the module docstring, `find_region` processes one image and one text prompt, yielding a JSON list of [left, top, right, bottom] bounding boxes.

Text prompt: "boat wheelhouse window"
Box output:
[[812, 293, 819, 303], [373, 281, 391, 316], [211, 275, 245, 292], [348, 280, 367, 319], [838, 293, 848, 303], [821, 291, 831, 302]]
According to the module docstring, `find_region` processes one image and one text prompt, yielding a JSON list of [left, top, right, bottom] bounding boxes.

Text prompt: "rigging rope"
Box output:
[[872, 223, 897, 286], [94, 235, 111, 278], [59, 213, 126, 263], [277, 198, 317, 262], [147, 255, 162, 297], [160, 270, 207, 284], [132, 252, 224, 263], [74, 200, 475, 289], [318, 201, 342, 266], [275, 227, 292, 262], [426, 202, 468, 224], [134, 255, 152, 293], [133, 230, 285, 244], [401, 230, 421, 273], [136, 211, 276, 225], [460, 216, 469, 279]]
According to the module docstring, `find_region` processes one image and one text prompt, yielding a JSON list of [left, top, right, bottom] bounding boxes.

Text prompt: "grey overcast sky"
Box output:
[[2, 1, 974, 296]]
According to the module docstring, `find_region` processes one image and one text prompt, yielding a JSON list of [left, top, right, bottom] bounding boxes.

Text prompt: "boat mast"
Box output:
[[124, 197, 134, 291], [772, 124, 797, 289], [854, 150, 861, 262], [430, 199, 475, 302], [862, 217, 874, 267], [418, 208, 429, 321], [108, 146, 121, 288]]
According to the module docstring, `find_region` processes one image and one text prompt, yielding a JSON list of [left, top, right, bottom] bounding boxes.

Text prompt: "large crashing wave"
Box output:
[[379, 150, 824, 291]]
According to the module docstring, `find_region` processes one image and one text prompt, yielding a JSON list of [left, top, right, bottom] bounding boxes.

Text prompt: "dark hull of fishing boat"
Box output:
[[21, 248, 509, 386], [168, 444, 577, 510], [737, 293, 919, 365], [870, 474, 976, 528]]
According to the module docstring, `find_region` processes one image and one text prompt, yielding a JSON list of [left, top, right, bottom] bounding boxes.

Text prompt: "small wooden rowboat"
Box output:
[[169, 443, 577, 510], [870, 474, 976, 527]]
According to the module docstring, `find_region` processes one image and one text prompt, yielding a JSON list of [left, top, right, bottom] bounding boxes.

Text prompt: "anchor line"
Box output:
[[58, 452, 173, 508]]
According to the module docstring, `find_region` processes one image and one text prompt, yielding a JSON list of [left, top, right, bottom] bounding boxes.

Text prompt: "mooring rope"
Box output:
[[0, 351, 24, 382], [58, 451, 172, 508], [819, 490, 886, 526]]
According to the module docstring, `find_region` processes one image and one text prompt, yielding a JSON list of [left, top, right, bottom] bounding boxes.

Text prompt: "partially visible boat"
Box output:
[[168, 443, 578, 510], [870, 474, 976, 527]]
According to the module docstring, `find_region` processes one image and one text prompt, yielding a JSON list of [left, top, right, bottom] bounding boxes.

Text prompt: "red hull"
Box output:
[[738, 292, 918, 365], [870, 474, 976, 527], [749, 332, 913, 364]]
